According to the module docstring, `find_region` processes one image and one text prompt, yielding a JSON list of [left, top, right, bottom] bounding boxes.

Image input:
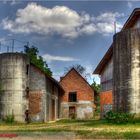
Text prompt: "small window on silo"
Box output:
[[26, 64, 29, 75]]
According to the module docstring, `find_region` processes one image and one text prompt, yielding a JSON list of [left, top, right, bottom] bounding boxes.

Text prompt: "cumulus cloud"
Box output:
[[1, 2, 124, 38], [43, 53, 79, 62]]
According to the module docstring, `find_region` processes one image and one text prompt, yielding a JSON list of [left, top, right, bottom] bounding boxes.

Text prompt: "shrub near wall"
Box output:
[[4, 114, 15, 124], [105, 111, 135, 124]]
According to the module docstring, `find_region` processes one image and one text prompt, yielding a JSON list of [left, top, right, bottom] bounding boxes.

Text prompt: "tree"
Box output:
[[64, 64, 89, 79], [91, 80, 101, 114], [91, 80, 101, 94], [24, 45, 52, 76]]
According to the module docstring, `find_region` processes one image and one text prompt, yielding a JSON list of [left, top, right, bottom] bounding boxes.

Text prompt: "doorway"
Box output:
[[69, 106, 76, 119], [51, 99, 55, 120]]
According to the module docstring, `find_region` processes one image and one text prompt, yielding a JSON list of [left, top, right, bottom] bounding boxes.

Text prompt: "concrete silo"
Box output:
[[113, 28, 140, 114], [0, 53, 30, 122]]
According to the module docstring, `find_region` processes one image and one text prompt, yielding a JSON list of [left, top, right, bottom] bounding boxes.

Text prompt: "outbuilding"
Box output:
[[60, 68, 94, 119]]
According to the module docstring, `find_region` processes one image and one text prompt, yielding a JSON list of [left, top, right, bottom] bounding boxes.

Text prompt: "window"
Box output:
[[69, 92, 77, 102], [26, 87, 29, 98], [26, 64, 29, 75]]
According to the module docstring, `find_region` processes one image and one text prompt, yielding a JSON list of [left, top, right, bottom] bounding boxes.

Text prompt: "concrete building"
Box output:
[[93, 8, 140, 117], [0, 53, 64, 122], [60, 68, 94, 119]]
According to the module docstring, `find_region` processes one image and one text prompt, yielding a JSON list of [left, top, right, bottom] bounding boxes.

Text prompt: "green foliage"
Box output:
[[91, 80, 101, 115], [105, 111, 135, 124], [91, 80, 101, 94], [5, 114, 15, 124], [24, 45, 52, 76]]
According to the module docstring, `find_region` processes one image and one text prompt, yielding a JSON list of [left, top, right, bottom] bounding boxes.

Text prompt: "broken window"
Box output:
[[69, 92, 77, 102], [26, 87, 29, 98], [26, 64, 29, 75]]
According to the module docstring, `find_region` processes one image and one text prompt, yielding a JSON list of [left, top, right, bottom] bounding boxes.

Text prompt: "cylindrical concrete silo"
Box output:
[[113, 28, 140, 114], [0, 53, 30, 122]]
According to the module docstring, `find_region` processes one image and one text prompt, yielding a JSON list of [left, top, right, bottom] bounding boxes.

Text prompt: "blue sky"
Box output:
[[0, 1, 140, 84]]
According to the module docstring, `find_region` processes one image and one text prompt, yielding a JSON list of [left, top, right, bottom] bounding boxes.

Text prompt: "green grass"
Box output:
[[0, 119, 140, 139]]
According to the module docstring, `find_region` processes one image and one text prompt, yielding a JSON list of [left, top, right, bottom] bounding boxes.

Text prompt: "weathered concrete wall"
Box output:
[[0, 53, 29, 122], [113, 28, 140, 113], [61, 101, 93, 119], [29, 65, 60, 122], [0, 53, 62, 123], [46, 78, 59, 121], [29, 65, 46, 122], [29, 65, 46, 91]]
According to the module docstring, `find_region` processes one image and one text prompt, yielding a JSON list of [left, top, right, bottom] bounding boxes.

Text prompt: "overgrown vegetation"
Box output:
[[91, 80, 101, 116], [105, 111, 135, 124], [4, 114, 15, 124], [24, 45, 52, 76]]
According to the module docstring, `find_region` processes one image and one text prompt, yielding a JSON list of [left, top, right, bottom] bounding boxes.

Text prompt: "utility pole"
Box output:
[[114, 21, 116, 34], [12, 39, 14, 52], [0, 42, 1, 53]]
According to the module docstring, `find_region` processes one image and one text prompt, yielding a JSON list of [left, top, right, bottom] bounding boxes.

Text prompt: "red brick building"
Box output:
[[60, 68, 94, 119]]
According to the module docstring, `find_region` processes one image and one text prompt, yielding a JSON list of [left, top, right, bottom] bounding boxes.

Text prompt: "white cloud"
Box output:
[[2, 0, 20, 5], [43, 53, 79, 62], [1, 2, 124, 38], [128, 2, 133, 8]]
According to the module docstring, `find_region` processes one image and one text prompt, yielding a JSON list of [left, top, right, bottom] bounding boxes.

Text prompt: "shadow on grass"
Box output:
[[75, 130, 140, 139], [81, 118, 140, 127], [56, 119, 90, 124], [0, 128, 71, 136]]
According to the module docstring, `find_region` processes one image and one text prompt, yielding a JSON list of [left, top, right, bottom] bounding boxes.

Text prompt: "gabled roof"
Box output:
[[94, 45, 113, 74], [93, 8, 140, 74], [122, 8, 140, 30], [60, 68, 94, 92]]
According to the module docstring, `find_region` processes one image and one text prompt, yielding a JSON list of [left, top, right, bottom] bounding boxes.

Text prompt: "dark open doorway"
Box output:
[[69, 106, 76, 119], [52, 99, 55, 120]]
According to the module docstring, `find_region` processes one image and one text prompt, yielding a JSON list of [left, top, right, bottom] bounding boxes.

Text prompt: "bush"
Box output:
[[5, 114, 15, 124], [105, 111, 135, 124]]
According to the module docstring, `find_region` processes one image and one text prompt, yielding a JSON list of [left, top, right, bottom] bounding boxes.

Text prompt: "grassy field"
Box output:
[[0, 119, 140, 139]]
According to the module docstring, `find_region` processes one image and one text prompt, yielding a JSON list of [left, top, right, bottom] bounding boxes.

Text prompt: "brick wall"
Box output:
[[60, 69, 94, 119], [100, 90, 113, 117], [29, 91, 43, 115], [60, 69, 94, 102]]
